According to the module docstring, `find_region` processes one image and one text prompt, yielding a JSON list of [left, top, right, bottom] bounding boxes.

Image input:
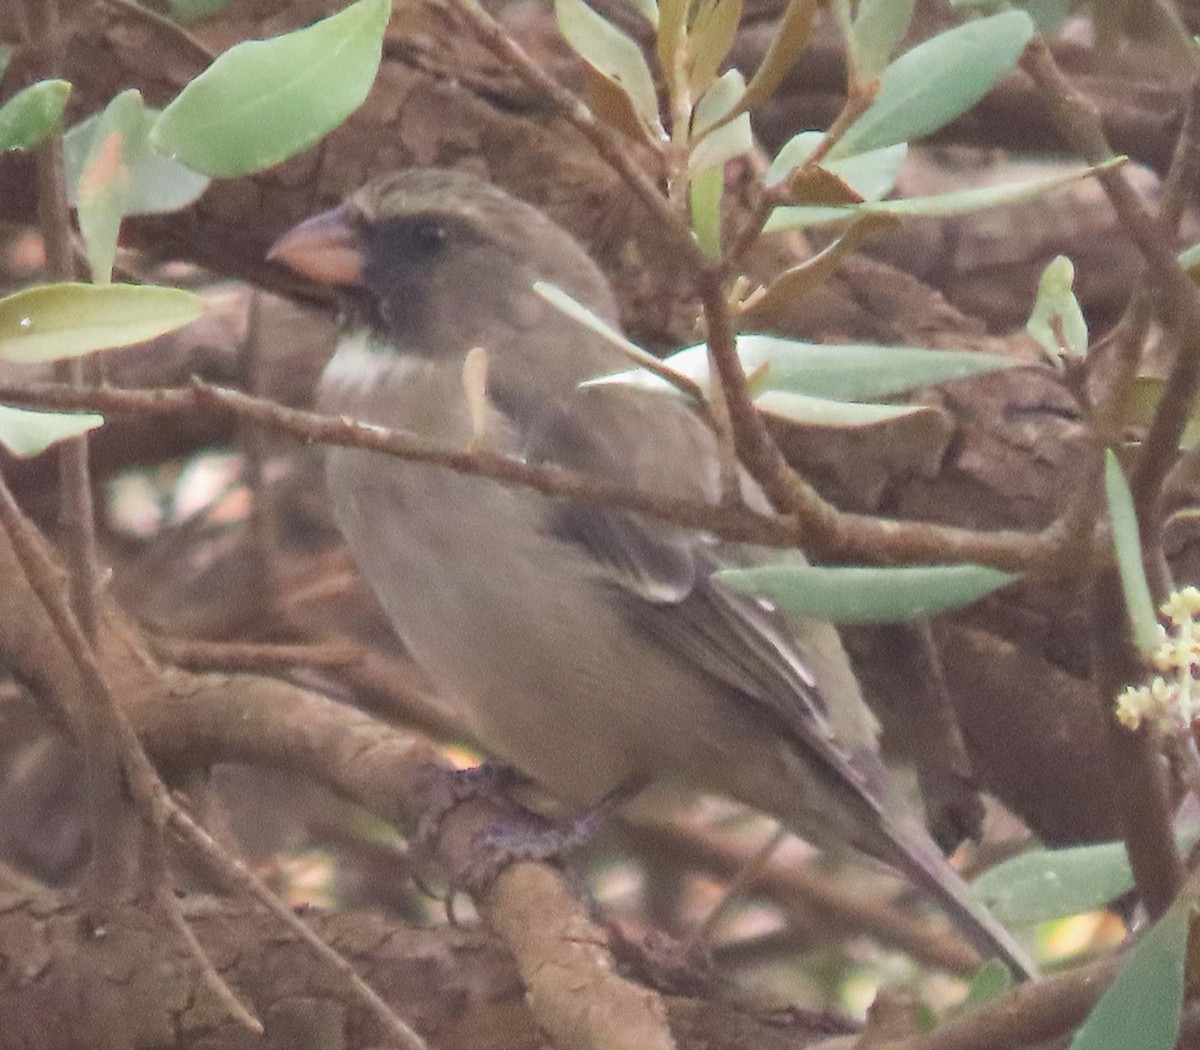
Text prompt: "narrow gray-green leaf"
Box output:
[[0, 46, 12, 82], [977, 841, 1137, 924], [150, 0, 390, 177], [825, 142, 907, 200], [693, 69, 745, 137], [979, 813, 1200, 926], [688, 0, 742, 95], [828, 11, 1034, 159], [0, 405, 104, 458], [853, 0, 916, 81], [74, 90, 145, 284], [1104, 448, 1159, 656], [767, 134, 906, 198], [166, 0, 234, 22], [1068, 899, 1189, 1050], [766, 130, 823, 187], [766, 160, 1119, 231], [0, 283, 205, 362], [65, 104, 209, 216], [534, 282, 669, 373], [689, 164, 724, 256], [0, 80, 70, 153], [739, 0, 818, 113], [688, 111, 751, 175], [715, 563, 1017, 624], [754, 390, 924, 427], [959, 961, 1014, 1012], [591, 335, 1020, 401], [950, 0, 1070, 33], [1026, 255, 1087, 366], [1180, 240, 1200, 277], [975, 826, 1200, 924], [555, 0, 662, 137]]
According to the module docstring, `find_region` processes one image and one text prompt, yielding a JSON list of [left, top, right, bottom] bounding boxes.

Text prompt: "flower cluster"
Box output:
[[1116, 586, 1200, 732]]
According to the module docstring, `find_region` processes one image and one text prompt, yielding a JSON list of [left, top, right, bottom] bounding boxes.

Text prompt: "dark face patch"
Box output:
[[352, 211, 490, 353]]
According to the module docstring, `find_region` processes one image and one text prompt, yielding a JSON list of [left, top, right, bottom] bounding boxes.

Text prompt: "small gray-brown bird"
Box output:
[[269, 168, 1037, 979]]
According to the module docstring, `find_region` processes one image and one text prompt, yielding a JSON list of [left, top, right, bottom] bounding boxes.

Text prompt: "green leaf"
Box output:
[[852, 0, 916, 81], [976, 842, 1135, 924], [693, 69, 745, 136], [765, 160, 1119, 231], [959, 960, 1014, 1012], [1068, 899, 1189, 1050], [688, 111, 751, 175], [591, 335, 1020, 401], [166, 0, 234, 22], [0, 46, 12, 83], [767, 132, 907, 200], [715, 562, 1018, 624], [64, 103, 209, 216], [828, 11, 1035, 159], [1027, 255, 1087, 366], [739, 0, 818, 113], [766, 130, 822, 186], [533, 282, 669, 373], [689, 0, 743, 94], [555, 0, 662, 137], [1105, 448, 1159, 657], [73, 90, 144, 284], [689, 165, 724, 256], [0, 405, 104, 458], [822, 143, 908, 201], [0, 80, 70, 153], [950, 0, 1070, 34], [657, 0, 688, 93], [0, 283, 205, 363], [976, 830, 1195, 924], [150, 0, 390, 177], [754, 390, 925, 426], [1180, 240, 1200, 277]]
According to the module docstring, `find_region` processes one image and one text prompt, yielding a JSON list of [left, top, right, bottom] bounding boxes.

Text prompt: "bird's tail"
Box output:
[[881, 817, 1040, 981]]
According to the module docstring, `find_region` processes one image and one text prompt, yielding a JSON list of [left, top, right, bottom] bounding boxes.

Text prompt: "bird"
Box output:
[[268, 167, 1038, 980]]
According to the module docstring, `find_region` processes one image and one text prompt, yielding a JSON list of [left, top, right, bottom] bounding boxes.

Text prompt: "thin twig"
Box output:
[[166, 803, 430, 1050], [0, 377, 1087, 573], [27, 0, 132, 909], [30, 1, 102, 641], [694, 269, 836, 531], [1024, 29, 1192, 921], [1089, 567, 1183, 917], [438, 0, 703, 270], [0, 473, 427, 1047], [0, 474, 240, 1012], [149, 634, 365, 673], [681, 823, 787, 957], [1022, 38, 1200, 524], [155, 871, 263, 1032], [627, 818, 981, 975]]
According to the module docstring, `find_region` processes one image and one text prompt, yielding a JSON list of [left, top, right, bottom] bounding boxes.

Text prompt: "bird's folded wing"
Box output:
[[524, 388, 886, 806]]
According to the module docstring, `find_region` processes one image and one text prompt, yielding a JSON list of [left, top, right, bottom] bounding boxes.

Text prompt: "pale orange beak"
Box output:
[[267, 206, 365, 286]]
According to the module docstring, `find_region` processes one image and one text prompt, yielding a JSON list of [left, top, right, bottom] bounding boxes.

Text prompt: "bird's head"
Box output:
[[268, 168, 617, 360]]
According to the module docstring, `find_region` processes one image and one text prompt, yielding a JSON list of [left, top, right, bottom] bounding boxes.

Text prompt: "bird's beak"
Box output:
[[267, 206, 365, 286]]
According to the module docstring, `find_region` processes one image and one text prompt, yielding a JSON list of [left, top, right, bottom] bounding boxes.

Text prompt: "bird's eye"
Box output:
[[410, 220, 448, 255]]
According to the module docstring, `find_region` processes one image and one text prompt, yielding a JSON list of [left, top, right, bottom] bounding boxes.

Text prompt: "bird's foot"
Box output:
[[458, 778, 646, 892], [412, 767, 641, 896], [412, 760, 531, 855]]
